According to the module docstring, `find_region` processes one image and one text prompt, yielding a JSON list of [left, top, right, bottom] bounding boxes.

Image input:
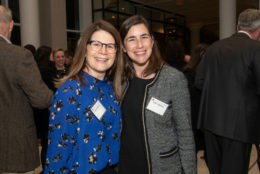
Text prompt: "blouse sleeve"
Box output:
[[44, 81, 79, 173]]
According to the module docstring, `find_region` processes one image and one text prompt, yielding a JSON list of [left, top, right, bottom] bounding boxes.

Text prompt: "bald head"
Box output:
[[0, 5, 12, 23], [0, 5, 13, 40]]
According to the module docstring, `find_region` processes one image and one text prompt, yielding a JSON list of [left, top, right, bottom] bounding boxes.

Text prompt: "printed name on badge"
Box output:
[[91, 100, 106, 120], [146, 97, 169, 116]]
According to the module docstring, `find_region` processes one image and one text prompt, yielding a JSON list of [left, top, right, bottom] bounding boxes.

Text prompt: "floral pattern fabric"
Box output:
[[44, 72, 121, 174]]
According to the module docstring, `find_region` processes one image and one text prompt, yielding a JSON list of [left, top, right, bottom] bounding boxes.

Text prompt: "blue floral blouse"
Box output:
[[44, 71, 121, 174]]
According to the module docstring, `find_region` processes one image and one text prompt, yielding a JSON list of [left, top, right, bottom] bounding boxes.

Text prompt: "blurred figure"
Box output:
[[36, 46, 52, 67], [49, 51, 54, 62], [34, 45, 54, 172], [24, 44, 36, 58], [183, 43, 208, 154], [36, 45, 54, 90], [0, 5, 53, 174], [164, 40, 186, 70], [44, 20, 123, 174], [184, 54, 191, 63], [52, 48, 68, 80], [195, 9, 260, 174], [64, 50, 73, 67], [35, 47, 69, 173]]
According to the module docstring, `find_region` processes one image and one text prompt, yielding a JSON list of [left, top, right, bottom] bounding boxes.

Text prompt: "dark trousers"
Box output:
[[204, 131, 252, 174], [97, 165, 117, 174]]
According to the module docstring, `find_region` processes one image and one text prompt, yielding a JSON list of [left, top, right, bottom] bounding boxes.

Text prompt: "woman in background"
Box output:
[[52, 48, 68, 80], [44, 20, 123, 174], [119, 15, 196, 174]]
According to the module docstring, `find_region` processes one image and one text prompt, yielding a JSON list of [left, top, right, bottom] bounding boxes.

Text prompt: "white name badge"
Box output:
[[146, 97, 169, 116], [91, 100, 106, 120]]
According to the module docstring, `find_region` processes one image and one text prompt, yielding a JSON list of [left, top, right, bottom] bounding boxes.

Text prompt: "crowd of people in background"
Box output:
[[23, 44, 73, 171], [1, 4, 260, 174]]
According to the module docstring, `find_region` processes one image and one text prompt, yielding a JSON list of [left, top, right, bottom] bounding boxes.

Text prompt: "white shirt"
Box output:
[[0, 34, 11, 44], [237, 30, 252, 39]]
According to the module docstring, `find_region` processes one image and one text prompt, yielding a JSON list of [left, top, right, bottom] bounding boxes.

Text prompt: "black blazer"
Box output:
[[195, 33, 260, 144]]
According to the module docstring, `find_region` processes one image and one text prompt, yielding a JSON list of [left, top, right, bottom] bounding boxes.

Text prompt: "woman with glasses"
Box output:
[[44, 20, 123, 174], [118, 15, 196, 174]]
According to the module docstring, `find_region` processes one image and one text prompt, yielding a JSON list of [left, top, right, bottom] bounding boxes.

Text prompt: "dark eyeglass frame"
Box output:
[[87, 40, 118, 53]]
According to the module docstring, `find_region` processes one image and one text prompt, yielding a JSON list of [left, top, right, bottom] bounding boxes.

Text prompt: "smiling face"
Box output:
[[53, 50, 65, 69], [84, 30, 116, 80], [123, 23, 154, 71]]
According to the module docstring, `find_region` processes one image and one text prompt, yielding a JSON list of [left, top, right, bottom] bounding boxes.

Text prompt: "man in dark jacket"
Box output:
[[0, 5, 53, 173], [195, 9, 260, 174]]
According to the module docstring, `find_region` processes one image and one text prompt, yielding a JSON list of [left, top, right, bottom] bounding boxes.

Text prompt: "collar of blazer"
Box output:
[[237, 30, 252, 39]]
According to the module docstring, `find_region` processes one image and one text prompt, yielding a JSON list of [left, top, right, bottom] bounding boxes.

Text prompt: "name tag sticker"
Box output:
[[146, 97, 169, 116], [91, 100, 106, 120]]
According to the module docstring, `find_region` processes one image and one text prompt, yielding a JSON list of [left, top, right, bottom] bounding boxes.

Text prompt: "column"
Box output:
[[49, 0, 67, 49], [189, 23, 202, 51], [38, 0, 51, 47], [219, 0, 236, 39], [19, 0, 40, 47], [38, 0, 67, 49], [79, 0, 92, 33]]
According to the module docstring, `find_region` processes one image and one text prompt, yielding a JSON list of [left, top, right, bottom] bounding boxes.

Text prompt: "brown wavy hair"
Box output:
[[56, 20, 124, 100], [119, 15, 164, 80]]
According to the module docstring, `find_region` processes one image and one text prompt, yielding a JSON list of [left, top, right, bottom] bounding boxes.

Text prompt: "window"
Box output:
[[92, 0, 186, 53], [1, 0, 21, 45], [66, 0, 80, 53]]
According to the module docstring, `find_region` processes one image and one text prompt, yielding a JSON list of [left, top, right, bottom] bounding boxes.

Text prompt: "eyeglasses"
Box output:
[[88, 40, 118, 53]]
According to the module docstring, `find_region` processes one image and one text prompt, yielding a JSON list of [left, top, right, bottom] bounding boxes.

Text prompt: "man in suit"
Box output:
[[195, 9, 260, 174], [0, 5, 53, 174]]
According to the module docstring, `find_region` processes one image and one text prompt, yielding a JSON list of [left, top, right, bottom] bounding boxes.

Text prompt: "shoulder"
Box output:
[[0, 43, 33, 61], [246, 39, 260, 50], [59, 79, 80, 91], [158, 64, 186, 82], [152, 64, 188, 91], [209, 34, 260, 53], [54, 79, 80, 98], [6, 43, 31, 55]]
